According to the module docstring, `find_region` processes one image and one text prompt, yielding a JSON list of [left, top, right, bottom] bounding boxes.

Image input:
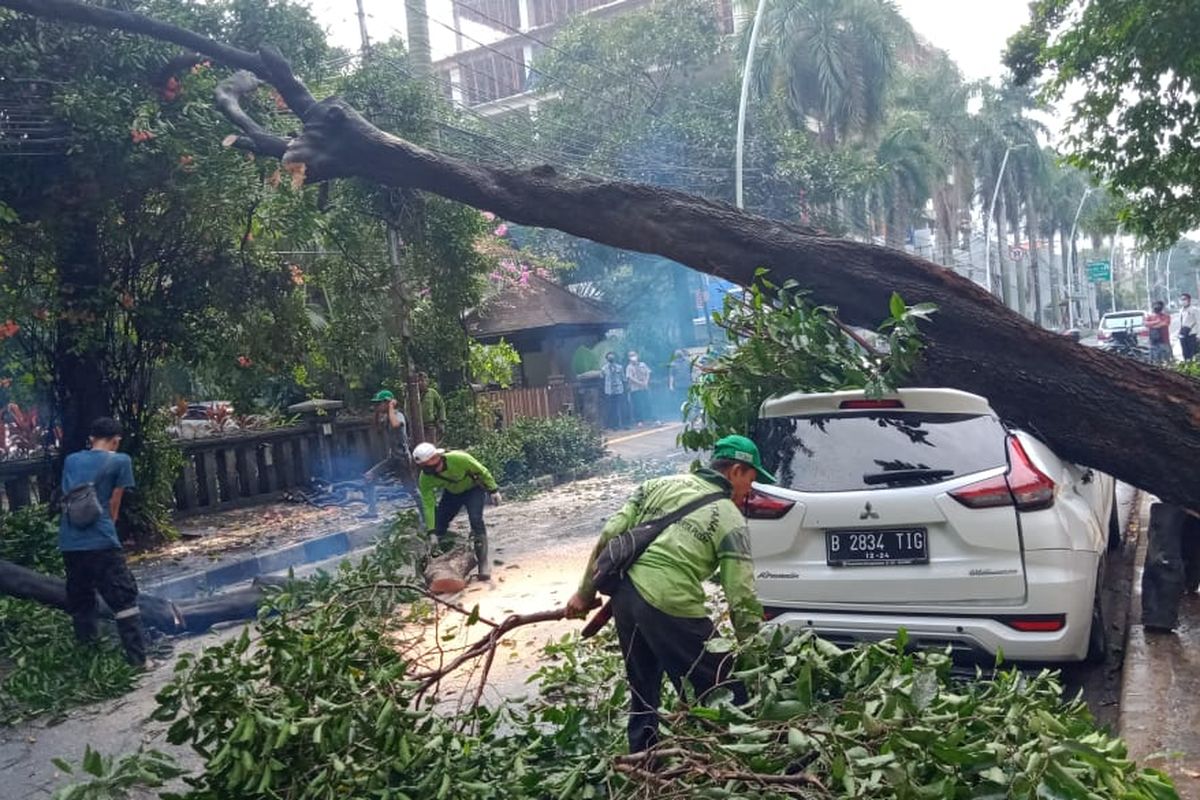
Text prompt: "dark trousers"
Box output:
[[603, 393, 625, 429], [1182, 334, 1198, 361], [611, 580, 746, 752], [628, 390, 650, 424], [63, 549, 147, 666], [434, 486, 489, 578]]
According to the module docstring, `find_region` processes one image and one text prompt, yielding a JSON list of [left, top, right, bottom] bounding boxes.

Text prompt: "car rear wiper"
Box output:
[[862, 468, 955, 485]]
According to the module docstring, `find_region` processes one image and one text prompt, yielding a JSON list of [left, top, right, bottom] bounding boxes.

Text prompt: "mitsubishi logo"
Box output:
[[860, 502, 879, 520]]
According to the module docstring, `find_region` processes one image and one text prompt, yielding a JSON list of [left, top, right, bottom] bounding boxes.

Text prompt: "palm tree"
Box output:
[[867, 114, 941, 247], [745, 0, 913, 146], [894, 53, 977, 265], [973, 82, 1043, 311], [1041, 161, 1090, 328]]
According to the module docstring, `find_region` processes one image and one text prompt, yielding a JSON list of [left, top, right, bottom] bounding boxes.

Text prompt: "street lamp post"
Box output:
[[1108, 222, 1123, 313], [735, 0, 769, 210], [983, 143, 1029, 299], [1065, 186, 1094, 329]]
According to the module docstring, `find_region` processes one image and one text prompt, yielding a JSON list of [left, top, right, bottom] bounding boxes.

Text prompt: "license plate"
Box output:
[[826, 528, 928, 567]]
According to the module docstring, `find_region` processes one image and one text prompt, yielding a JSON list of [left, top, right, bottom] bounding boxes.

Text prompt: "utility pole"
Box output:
[[1108, 223, 1122, 313], [355, 0, 371, 59], [356, 0, 425, 444]]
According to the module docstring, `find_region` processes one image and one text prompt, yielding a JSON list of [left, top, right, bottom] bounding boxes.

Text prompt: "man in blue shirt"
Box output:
[[58, 417, 146, 667]]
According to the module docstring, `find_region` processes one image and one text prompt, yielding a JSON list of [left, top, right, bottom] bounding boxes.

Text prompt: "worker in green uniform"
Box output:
[[416, 372, 446, 444], [566, 434, 771, 753], [412, 442, 502, 581]]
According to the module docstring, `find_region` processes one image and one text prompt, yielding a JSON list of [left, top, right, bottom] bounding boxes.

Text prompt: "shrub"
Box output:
[[472, 414, 605, 485], [0, 507, 138, 725]]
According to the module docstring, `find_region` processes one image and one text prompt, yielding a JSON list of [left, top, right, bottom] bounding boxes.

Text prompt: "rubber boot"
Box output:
[[115, 612, 148, 667], [472, 528, 490, 580]]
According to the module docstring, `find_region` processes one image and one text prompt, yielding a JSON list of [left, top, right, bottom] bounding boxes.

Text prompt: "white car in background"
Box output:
[[745, 388, 1118, 663]]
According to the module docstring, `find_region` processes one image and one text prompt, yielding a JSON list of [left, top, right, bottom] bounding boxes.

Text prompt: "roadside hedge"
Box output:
[[470, 414, 606, 485]]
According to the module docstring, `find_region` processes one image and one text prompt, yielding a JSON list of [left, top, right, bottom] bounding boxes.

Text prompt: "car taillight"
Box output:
[[950, 437, 1055, 512], [1006, 437, 1056, 511], [743, 489, 795, 520], [839, 399, 904, 409]]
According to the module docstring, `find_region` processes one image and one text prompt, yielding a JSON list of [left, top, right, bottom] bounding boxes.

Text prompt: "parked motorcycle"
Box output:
[[1101, 327, 1149, 362]]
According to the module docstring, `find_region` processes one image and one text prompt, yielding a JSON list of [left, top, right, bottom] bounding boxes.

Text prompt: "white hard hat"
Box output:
[[412, 442, 443, 465]]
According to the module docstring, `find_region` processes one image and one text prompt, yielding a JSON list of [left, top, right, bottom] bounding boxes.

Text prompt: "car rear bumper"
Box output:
[[762, 550, 1099, 663]]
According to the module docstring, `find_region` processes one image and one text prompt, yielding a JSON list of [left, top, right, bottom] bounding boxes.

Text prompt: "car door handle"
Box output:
[[1080, 468, 1095, 484]]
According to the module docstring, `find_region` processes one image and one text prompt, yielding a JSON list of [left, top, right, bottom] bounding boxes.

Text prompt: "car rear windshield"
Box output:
[[754, 412, 1009, 492], [1101, 314, 1144, 329]]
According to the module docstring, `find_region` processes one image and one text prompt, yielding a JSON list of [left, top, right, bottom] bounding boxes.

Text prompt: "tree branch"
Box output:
[[214, 71, 289, 158], [0, 0, 316, 116]]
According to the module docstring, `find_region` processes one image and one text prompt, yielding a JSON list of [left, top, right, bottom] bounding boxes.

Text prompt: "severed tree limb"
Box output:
[[3, 0, 1200, 510], [214, 71, 289, 158]]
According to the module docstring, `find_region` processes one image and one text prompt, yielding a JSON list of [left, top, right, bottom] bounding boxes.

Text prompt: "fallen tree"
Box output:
[[2, 0, 1199, 510]]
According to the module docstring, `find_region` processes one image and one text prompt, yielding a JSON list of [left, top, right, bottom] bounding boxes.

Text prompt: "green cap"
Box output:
[[712, 434, 777, 484], [371, 389, 395, 403]]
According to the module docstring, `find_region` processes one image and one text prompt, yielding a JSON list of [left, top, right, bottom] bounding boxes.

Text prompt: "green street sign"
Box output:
[[1086, 261, 1112, 282]]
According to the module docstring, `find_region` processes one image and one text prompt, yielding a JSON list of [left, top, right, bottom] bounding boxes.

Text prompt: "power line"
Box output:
[[442, 0, 737, 121]]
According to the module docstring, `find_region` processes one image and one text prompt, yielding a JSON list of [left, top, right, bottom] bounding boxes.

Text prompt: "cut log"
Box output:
[[2, 0, 1200, 508], [0, 558, 284, 635], [424, 548, 477, 595]]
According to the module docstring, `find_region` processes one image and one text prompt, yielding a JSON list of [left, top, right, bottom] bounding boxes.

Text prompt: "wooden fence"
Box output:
[[172, 419, 386, 516], [0, 419, 388, 517], [479, 384, 576, 428]]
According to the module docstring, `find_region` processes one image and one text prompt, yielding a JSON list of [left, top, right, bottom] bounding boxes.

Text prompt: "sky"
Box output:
[[309, 0, 1037, 82]]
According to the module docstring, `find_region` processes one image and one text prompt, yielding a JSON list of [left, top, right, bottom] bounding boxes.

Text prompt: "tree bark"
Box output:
[[424, 548, 477, 595], [1026, 200, 1042, 327], [3, 0, 1200, 511]]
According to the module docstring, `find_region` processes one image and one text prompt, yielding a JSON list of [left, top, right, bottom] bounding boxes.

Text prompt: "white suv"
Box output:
[[746, 388, 1117, 663]]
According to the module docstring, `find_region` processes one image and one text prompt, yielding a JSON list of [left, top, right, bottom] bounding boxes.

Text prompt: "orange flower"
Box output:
[[288, 264, 305, 286], [0, 320, 20, 339], [236, 355, 253, 368], [178, 154, 194, 169], [130, 129, 155, 144]]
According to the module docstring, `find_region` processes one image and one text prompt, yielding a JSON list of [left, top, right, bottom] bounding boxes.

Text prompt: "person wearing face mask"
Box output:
[[565, 435, 771, 753], [624, 350, 652, 427], [412, 442, 500, 581], [600, 351, 627, 429], [1180, 293, 1200, 361]]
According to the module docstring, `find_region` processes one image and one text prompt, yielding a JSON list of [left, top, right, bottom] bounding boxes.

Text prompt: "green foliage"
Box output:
[[0, 505, 61, 575], [121, 413, 185, 549], [1006, 0, 1200, 244], [467, 339, 521, 389], [77, 559, 1175, 799], [441, 388, 496, 449], [0, 597, 139, 725], [470, 415, 606, 485], [51, 747, 186, 800], [681, 277, 931, 451], [0, 507, 138, 725]]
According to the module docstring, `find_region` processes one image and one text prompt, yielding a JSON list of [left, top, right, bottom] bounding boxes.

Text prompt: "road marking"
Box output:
[[606, 422, 684, 446]]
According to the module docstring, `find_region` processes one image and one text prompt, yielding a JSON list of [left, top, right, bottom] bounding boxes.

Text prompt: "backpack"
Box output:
[[61, 453, 114, 529], [591, 492, 724, 596]]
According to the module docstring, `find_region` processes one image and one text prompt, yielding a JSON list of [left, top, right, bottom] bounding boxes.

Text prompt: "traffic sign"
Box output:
[[1086, 261, 1112, 282]]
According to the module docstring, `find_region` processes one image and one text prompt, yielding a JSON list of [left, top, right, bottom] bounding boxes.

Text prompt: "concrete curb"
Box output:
[[141, 457, 622, 603], [140, 521, 387, 601]]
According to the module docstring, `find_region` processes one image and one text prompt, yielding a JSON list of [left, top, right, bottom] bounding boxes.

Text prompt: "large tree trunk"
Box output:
[[54, 213, 112, 454], [3, 0, 1200, 511]]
